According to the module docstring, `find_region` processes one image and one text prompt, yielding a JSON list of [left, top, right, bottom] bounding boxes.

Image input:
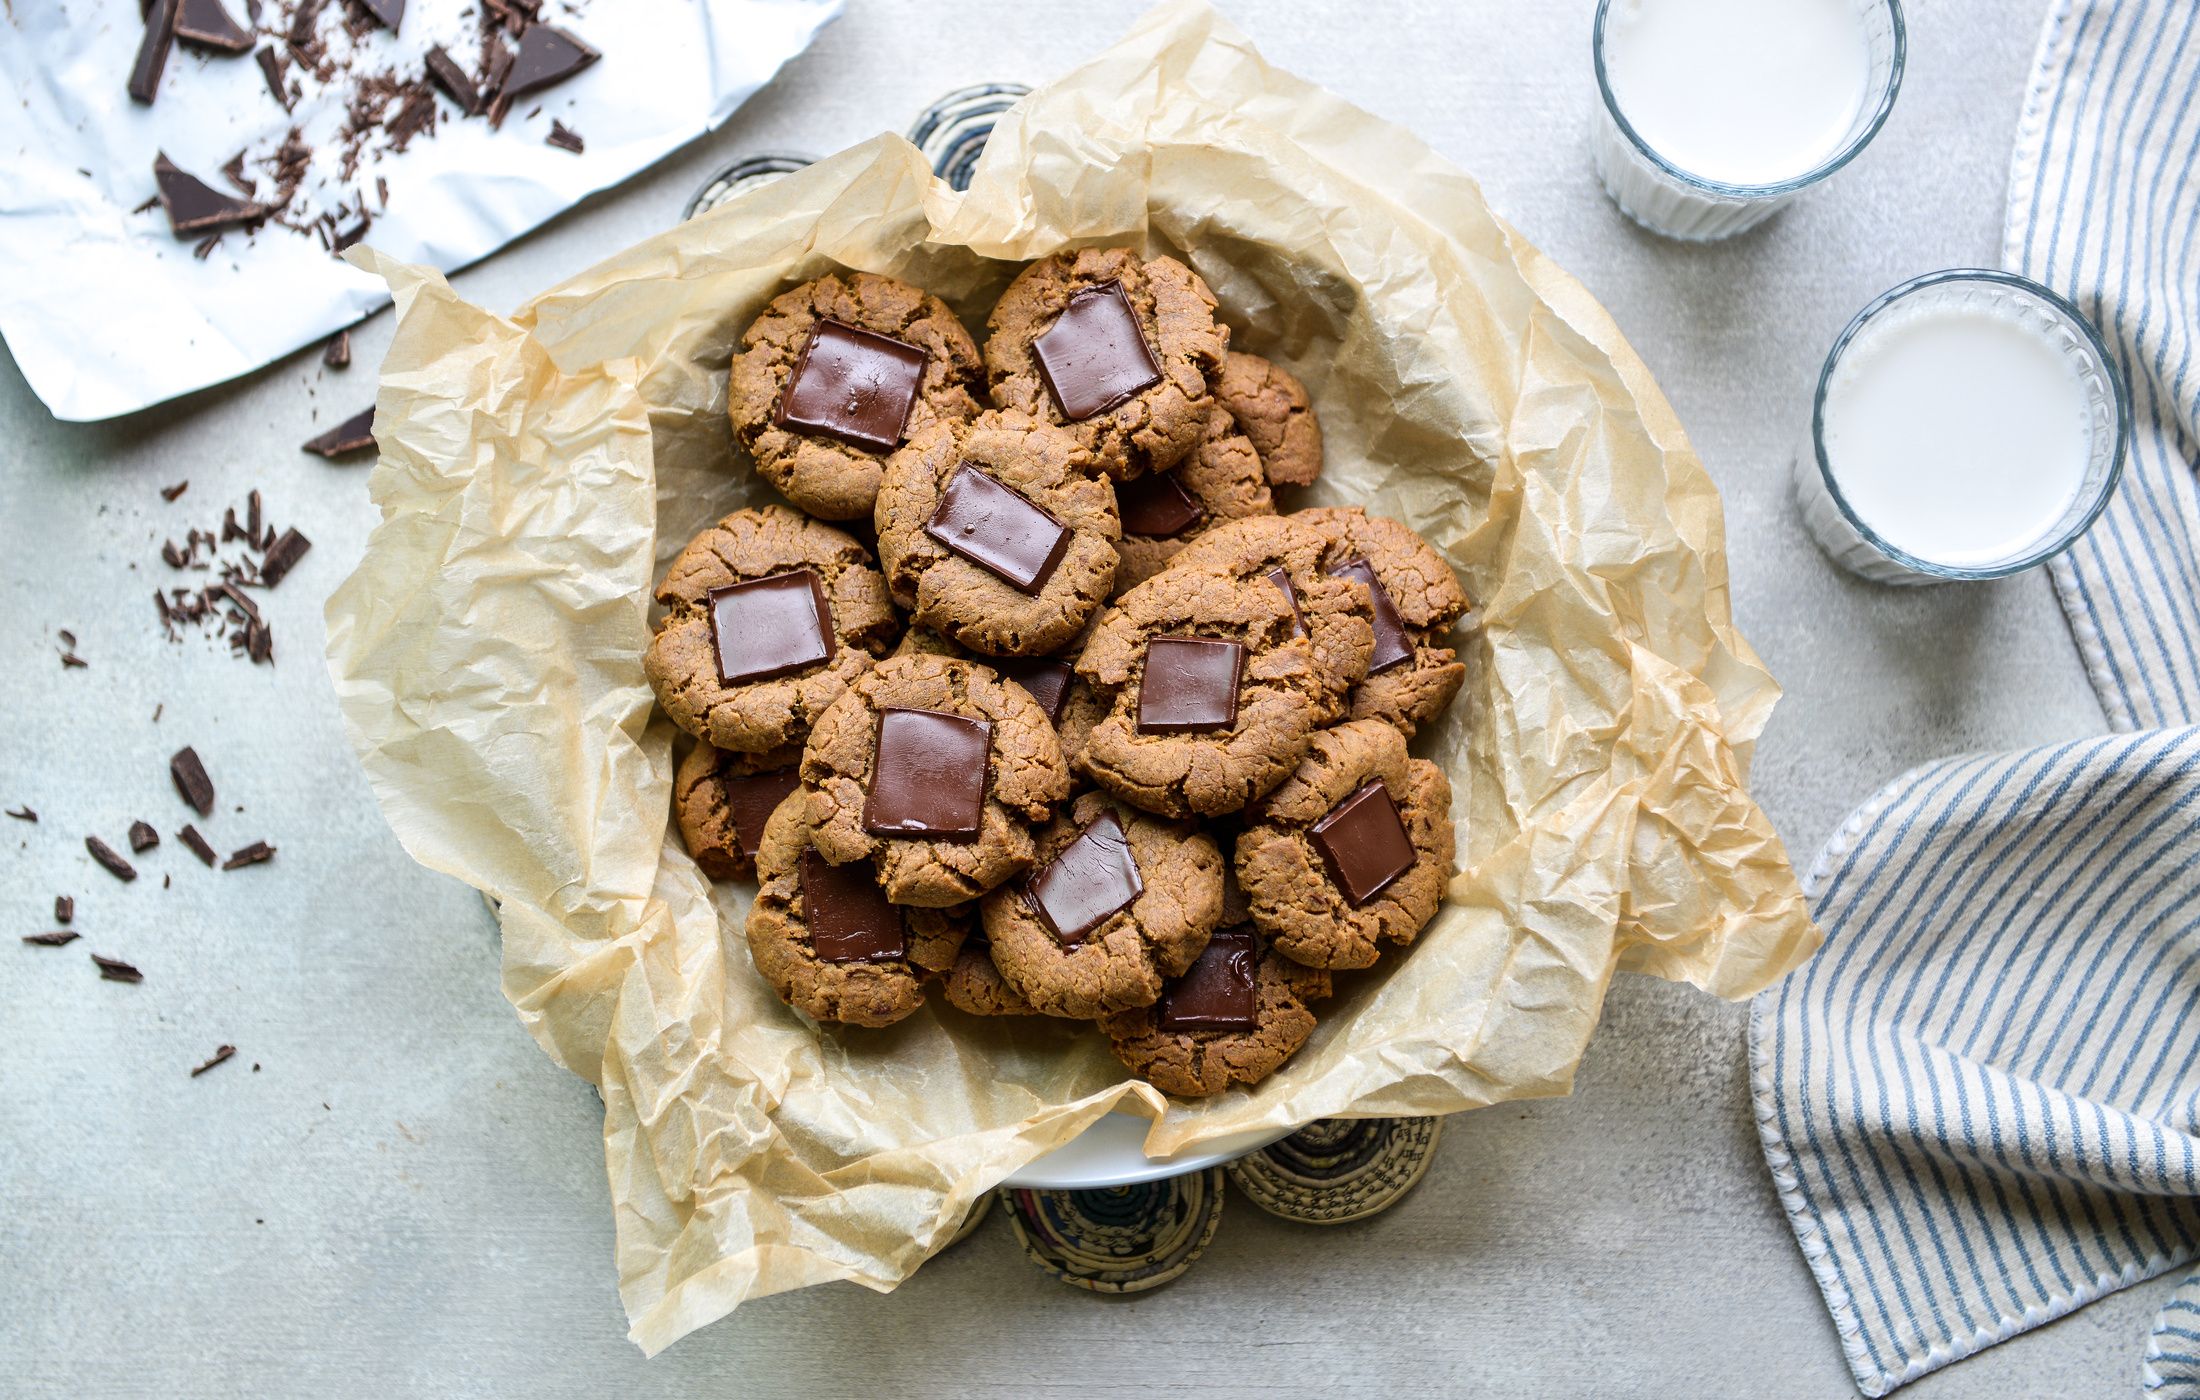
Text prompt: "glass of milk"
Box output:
[[1796, 269, 2128, 585], [1592, 0, 1907, 241]]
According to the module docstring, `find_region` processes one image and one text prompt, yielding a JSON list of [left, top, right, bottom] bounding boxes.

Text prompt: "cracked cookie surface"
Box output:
[[982, 790, 1224, 1019], [729, 271, 985, 520], [1111, 407, 1273, 596], [645, 506, 899, 754], [1296, 507, 1470, 739], [802, 653, 1070, 907], [1213, 351, 1323, 489], [1169, 513, 1374, 725], [1100, 929, 1330, 1097], [1236, 720, 1453, 970], [941, 938, 1038, 1017], [744, 789, 969, 1028], [875, 409, 1119, 656], [674, 740, 804, 881], [985, 247, 1227, 481]]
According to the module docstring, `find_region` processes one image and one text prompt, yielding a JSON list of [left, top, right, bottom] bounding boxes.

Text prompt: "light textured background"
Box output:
[[0, 1, 2156, 1395]]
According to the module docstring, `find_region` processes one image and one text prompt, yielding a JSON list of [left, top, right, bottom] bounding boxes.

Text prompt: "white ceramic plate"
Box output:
[[1001, 1112, 1294, 1190]]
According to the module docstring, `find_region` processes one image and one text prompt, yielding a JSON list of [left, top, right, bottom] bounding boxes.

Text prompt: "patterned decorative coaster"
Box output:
[[1225, 1116, 1442, 1225], [907, 83, 1031, 191], [1001, 1167, 1225, 1293], [683, 152, 818, 221]]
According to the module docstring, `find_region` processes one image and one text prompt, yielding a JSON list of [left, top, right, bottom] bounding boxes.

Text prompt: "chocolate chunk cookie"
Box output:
[[803, 653, 1071, 907], [894, 627, 1081, 737], [1213, 352, 1323, 489], [1169, 514, 1375, 724], [729, 271, 985, 520], [744, 789, 969, 1028], [982, 790, 1224, 1019], [1100, 926, 1330, 1097], [875, 409, 1120, 656], [1111, 407, 1274, 595], [1296, 508, 1469, 739], [985, 248, 1228, 481], [1072, 563, 1325, 819], [673, 740, 803, 881], [1236, 720, 1453, 970], [941, 937, 1038, 1017], [645, 506, 899, 754]]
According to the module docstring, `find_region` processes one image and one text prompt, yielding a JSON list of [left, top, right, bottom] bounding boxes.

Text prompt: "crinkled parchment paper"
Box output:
[[325, 0, 1818, 1354]]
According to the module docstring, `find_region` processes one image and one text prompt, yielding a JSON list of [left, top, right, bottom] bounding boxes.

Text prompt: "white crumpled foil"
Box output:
[[0, 0, 839, 421], [326, 0, 1821, 1355]]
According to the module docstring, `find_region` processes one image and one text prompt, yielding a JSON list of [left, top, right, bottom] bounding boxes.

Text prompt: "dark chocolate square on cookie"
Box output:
[[800, 850, 907, 962], [993, 655, 1074, 724], [1116, 469, 1203, 538], [1328, 557, 1413, 674], [722, 767, 802, 859], [1025, 810, 1143, 946], [708, 569, 837, 685], [1032, 279, 1163, 421], [1136, 636, 1243, 734], [775, 319, 929, 453], [1309, 778, 1416, 906], [923, 465, 1070, 594], [1158, 926, 1258, 1031], [863, 707, 992, 839]]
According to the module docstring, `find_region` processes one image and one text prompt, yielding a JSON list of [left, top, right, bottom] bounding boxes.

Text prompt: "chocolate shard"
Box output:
[[154, 153, 264, 237], [288, 0, 323, 46], [424, 45, 479, 114], [255, 46, 293, 110], [259, 528, 312, 587], [179, 824, 218, 867], [161, 480, 190, 502], [128, 821, 161, 854], [356, 0, 402, 30], [23, 931, 81, 947], [86, 836, 138, 883], [175, 0, 253, 53], [499, 24, 599, 103], [5, 805, 37, 822], [323, 330, 351, 368], [190, 1044, 238, 1077], [171, 746, 216, 816], [55, 895, 74, 925], [545, 119, 584, 154], [129, 0, 180, 105], [92, 954, 145, 984], [223, 841, 276, 870], [302, 409, 375, 457]]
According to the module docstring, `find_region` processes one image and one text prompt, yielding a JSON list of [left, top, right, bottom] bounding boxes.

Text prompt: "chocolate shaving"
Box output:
[[245, 619, 274, 664], [171, 746, 216, 816], [302, 410, 374, 458], [176, 0, 253, 54], [260, 528, 313, 586], [129, 821, 161, 853], [5, 806, 35, 822], [92, 954, 145, 983], [323, 330, 351, 368], [193, 234, 223, 261], [289, 0, 324, 47], [129, 0, 180, 105], [55, 896, 74, 925], [219, 151, 253, 196], [545, 120, 584, 154], [333, 214, 371, 252], [223, 841, 277, 870], [191, 1045, 238, 1077], [179, 824, 218, 866], [86, 837, 138, 882], [247, 489, 263, 542], [256, 46, 293, 110], [22, 931, 80, 947], [162, 480, 190, 502], [59, 649, 88, 669]]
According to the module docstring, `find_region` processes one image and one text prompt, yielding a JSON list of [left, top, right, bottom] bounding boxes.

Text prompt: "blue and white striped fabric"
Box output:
[[1751, 1, 2200, 1393]]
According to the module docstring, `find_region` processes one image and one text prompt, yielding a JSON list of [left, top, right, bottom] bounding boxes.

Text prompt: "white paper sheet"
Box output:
[[0, 0, 840, 422]]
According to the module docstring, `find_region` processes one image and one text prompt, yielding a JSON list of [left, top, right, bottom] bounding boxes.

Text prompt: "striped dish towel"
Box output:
[[1751, 1, 2200, 1393]]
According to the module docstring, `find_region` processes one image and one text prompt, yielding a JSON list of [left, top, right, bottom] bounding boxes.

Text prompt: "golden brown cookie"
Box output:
[[1072, 563, 1325, 819], [1235, 720, 1453, 970], [941, 938, 1038, 1017], [645, 506, 899, 754], [1100, 926, 1329, 1097], [1295, 508, 1469, 739], [982, 790, 1224, 1019], [673, 740, 804, 881], [874, 409, 1120, 656], [1110, 406, 1273, 596], [984, 248, 1228, 481], [802, 653, 1071, 907], [893, 627, 1082, 742], [1213, 352, 1323, 489], [1168, 513, 1375, 724], [728, 272, 985, 520], [744, 789, 969, 1028]]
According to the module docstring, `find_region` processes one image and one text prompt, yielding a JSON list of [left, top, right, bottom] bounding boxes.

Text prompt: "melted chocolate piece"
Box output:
[[1158, 926, 1258, 1031], [1136, 636, 1243, 734], [129, 0, 179, 104], [800, 851, 906, 963], [1265, 566, 1307, 638], [1031, 280, 1163, 421], [1025, 810, 1142, 946], [1309, 778, 1416, 906], [153, 153, 263, 236], [175, 0, 253, 53], [1329, 558, 1413, 674], [722, 767, 801, 860], [862, 708, 991, 840], [707, 570, 836, 686], [922, 466, 1070, 594], [1116, 469, 1203, 538], [993, 656, 1073, 725], [499, 24, 600, 103], [774, 320, 928, 453]]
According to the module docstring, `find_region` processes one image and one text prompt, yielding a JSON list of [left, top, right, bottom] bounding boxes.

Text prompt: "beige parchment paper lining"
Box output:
[[324, 0, 1819, 1354]]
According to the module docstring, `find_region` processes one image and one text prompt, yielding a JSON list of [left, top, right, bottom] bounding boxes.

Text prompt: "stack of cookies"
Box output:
[[645, 248, 1470, 1097]]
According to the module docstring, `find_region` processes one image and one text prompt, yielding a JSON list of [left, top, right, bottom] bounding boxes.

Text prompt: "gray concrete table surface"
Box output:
[[0, 0, 2149, 1395]]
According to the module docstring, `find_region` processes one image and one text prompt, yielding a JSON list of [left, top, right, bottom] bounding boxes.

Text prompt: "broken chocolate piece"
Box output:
[[92, 954, 145, 984], [499, 24, 600, 103], [161, 480, 190, 502], [322, 331, 351, 369], [190, 1044, 238, 1077], [424, 45, 479, 113], [799, 851, 906, 963], [154, 153, 264, 236], [1309, 778, 1417, 906], [171, 746, 216, 815], [1025, 810, 1143, 946], [223, 841, 276, 870], [1136, 636, 1243, 735], [1116, 469, 1203, 538], [774, 320, 928, 454], [1157, 926, 1258, 1032], [922, 466, 1071, 594], [179, 824, 218, 867], [259, 528, 312, 587], [1031, 279, 1163, 421], [302, 408, 375, 457], [128, 821, 161, 854], [86, 837, 138, 883], [993, 656, 1073, 725], [55, 896, 74, 925], [356, 0, 402, 31], [706, 570, 836, 686], [176, 0, 253, 53], [130, 0, 180, 105], [255, 46, 292, 110], [288, 0, 323, 46], [862, 708, 991, 840], [22, 931, 81, 947], [545, 120, 585, 154], [1328, 558, 1414, 674], [1266, 566, 1307, 638], [721, 768, 802, 861], [5, 806, 36, 822]]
